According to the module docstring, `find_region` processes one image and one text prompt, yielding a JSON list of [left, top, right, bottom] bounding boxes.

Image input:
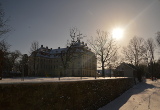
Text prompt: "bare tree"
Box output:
[[29, 41, 39, 76], [156, 32, 160, 48], [0, 3, 10, 38], [144, 38, 156, 81], [0, 49, 3, 79], [0, 3, 10, 79], [60, 28, 85, 78], [122, 36, 145, 67], [88, 30, 118, 77], [1, 50, 21, 78], [122, 46, 134, 64], [145, 38, 156, 63], [0, 39, 10, 53], [9, 50, 22, 71], [0, 40, 10, 79], [18, 54, 28, 80], [29, 41, 39, 54], [110, 53, 123, 69]]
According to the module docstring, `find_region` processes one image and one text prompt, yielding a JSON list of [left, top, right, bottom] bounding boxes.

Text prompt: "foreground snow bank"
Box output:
[[99, 79, 160, 110]]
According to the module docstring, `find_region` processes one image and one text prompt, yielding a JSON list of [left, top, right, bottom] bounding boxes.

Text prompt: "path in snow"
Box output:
[[98, 79, 160, 110]]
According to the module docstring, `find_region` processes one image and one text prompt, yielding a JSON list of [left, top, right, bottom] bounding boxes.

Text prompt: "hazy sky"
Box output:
[[1, 0, 160, 54]]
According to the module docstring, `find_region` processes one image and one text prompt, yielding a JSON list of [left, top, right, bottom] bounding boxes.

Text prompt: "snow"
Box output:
[[98, 79, 160, 110], [0, 77, 126, 84]]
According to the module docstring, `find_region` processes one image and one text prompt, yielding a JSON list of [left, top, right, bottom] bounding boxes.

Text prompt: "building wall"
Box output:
[[28, 46, 97, 77], [124, 66, 134, 77], [116, 63, 134, 77]]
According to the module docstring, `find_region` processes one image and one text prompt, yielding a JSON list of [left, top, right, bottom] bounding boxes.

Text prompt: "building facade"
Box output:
[[28, 40, 97, 77], [116, 62, 137, 77]]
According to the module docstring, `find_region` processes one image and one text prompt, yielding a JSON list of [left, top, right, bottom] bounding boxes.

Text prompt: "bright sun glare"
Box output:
[[112, 27, 124, 39]]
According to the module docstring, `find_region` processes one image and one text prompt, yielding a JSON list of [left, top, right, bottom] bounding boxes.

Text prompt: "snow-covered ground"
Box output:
[[0, 77, 126, 84], [98, 79, 160, 110]]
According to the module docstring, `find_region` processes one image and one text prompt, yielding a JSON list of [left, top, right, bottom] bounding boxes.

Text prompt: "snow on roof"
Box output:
[[31, 40, 93, 59], [50, 48, 66, 54]]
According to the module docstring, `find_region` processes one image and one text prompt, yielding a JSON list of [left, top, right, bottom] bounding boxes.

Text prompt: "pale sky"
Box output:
[[1, 0, 160, 54]]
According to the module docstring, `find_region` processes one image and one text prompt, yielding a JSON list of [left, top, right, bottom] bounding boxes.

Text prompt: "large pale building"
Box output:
[[28, 40, 97, 77]]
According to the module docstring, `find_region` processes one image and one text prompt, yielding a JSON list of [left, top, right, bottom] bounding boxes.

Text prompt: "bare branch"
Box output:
[[88, 30, 118, 77], [156, 31, 160, 47], [29, 41, 39, 54], [0, 3, 10, 38], [122, 36, 147, 66]]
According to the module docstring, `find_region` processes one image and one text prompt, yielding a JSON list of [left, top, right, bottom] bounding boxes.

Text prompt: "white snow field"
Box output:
[[0, 77, 126, 84], [98, 79, 160, 110]]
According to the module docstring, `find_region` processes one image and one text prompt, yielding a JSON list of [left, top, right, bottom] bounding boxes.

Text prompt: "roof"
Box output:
[[117, 62, 137, 71], [30, 40, 94, 59]]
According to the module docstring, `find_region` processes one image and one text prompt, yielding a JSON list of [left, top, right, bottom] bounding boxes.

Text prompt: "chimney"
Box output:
[[41, 45, 43, 48], [46, 46, 48, 49], [58, 47, 60, 49], [50, 48, 52, 50]]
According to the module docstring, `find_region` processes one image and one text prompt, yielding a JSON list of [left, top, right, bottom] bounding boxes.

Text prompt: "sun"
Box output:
[[112, 27, 124, 39]]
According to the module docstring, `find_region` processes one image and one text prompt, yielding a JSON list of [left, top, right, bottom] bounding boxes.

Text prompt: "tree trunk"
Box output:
[[151, 62, 154, 81], [0, 50, 4, 80], [102, 62, 105, 77], [33, 52, 36, 76], [64, 68, 67, 77]]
